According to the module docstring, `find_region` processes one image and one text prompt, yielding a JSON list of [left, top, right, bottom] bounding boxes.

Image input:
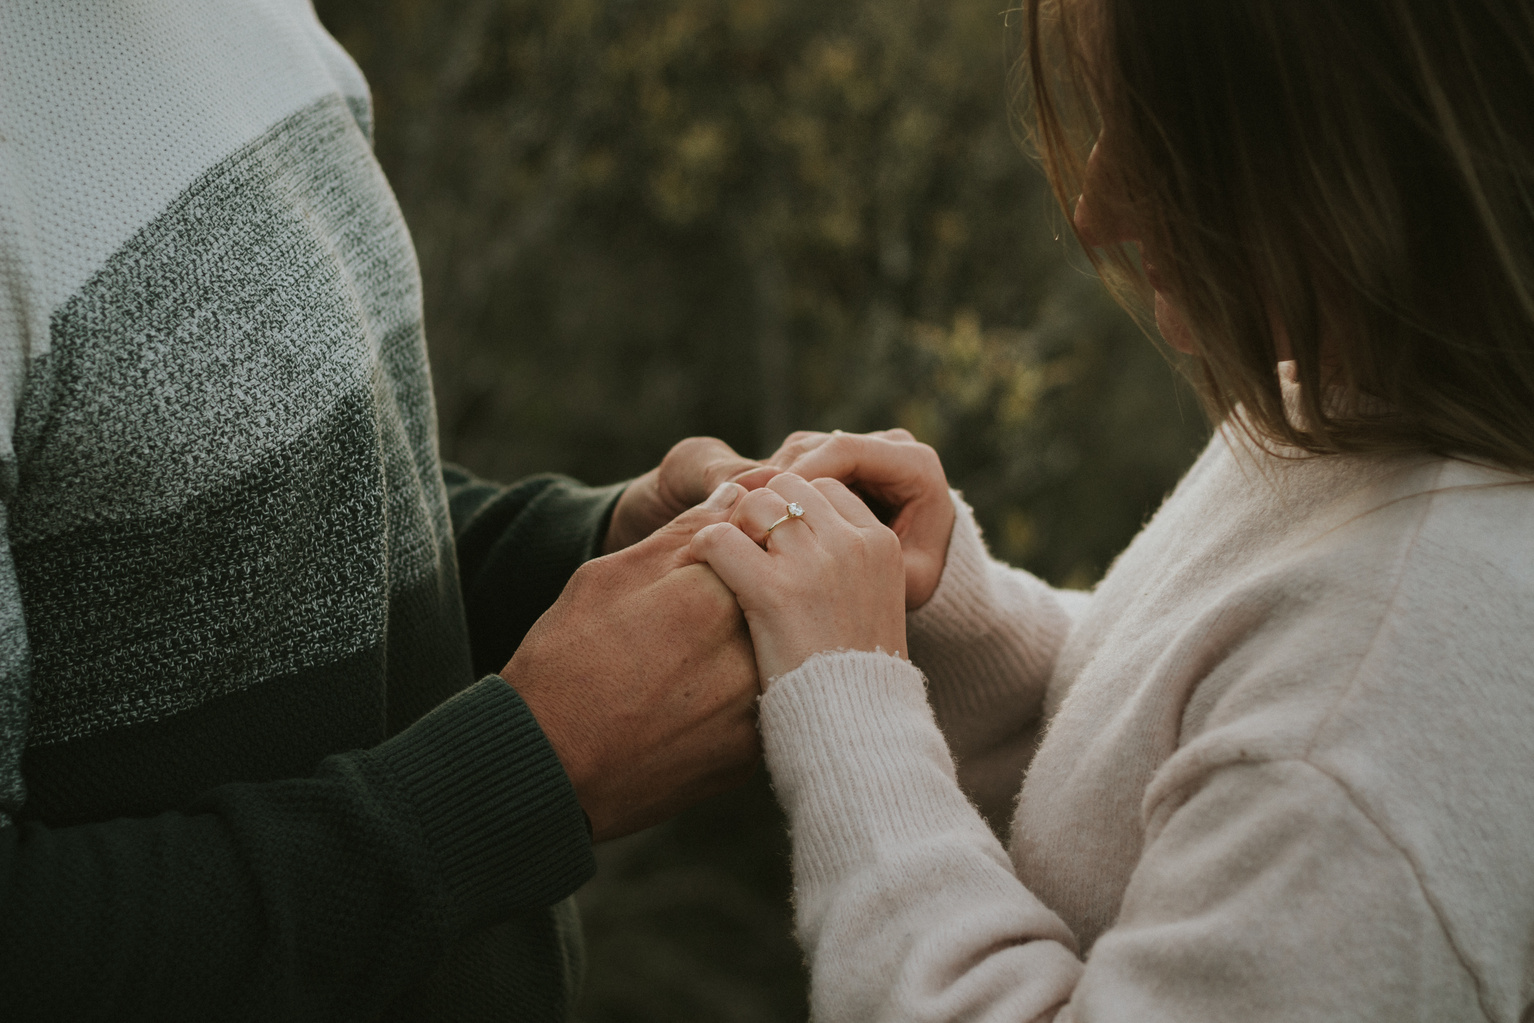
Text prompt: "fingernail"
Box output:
[[702, 481, 743, 511]]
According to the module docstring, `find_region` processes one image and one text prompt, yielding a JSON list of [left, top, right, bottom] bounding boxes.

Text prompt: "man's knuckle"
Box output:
[[572, 560, 610, 589]]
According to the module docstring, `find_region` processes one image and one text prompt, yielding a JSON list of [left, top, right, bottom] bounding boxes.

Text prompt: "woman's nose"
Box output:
[[1074, 141, 1137, 248]]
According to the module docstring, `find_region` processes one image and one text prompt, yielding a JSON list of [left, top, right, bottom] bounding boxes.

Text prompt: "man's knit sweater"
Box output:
[[0, 3, 617, 1019], [760, 423, 1534, 1021]]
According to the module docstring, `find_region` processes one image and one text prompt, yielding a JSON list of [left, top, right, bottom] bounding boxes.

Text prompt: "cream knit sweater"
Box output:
[[759, 421, 1534, 1022]]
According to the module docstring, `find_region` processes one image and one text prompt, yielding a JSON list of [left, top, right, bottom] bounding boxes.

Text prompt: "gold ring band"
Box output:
[[764, 502, 805, 535]]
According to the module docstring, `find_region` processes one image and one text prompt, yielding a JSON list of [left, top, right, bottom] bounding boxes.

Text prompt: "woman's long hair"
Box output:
[[1021, 0, 1534, 470]]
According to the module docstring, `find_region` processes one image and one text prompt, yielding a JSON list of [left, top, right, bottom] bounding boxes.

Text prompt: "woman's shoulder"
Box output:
[[1268, 451, 1534, 647], [1174, 448, 1534, 747], [1180, 430, 1532, 598], [1149, 452, 1534, 1011], [1064, 440, 1531, 731]]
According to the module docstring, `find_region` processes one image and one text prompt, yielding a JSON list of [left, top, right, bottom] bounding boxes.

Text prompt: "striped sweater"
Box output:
[[0, 3, 616, 1018]]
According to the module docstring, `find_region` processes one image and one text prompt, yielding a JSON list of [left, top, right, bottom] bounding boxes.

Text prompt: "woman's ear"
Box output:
[[1074, 138, 1138, 249]]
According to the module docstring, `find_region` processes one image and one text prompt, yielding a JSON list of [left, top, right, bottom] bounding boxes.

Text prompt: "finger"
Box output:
[[875, 427, 916, 443], [812, 476, 881, 528], [730, 485, 811, 546], [768, 430, 823, 457], [729, 464, 780, 491], [689, 521, 775, 601], [609, 481, 745, 575], [785, 433, 943, 505], [700, 452, 769, 493], [660, 437, 765, 507], [781, 432, 896, 483], [662, 482, 745, 537], [765, 430, 832, 468], [762, 472, 850, 541]]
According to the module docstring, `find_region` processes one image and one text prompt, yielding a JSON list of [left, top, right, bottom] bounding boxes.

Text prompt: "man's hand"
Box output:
[[503, 483, 762, 841], [602, 437, 778, 554]]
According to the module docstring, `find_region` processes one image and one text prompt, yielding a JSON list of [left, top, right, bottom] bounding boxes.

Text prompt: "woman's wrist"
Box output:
[[907, 491, 988, 634]]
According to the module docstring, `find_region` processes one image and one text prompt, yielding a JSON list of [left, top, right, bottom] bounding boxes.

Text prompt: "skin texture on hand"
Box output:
[[603, 437, 778, 555], [690, 473, 908, 684], [767, 429, 956, 609], [502, 483, 762, 841]]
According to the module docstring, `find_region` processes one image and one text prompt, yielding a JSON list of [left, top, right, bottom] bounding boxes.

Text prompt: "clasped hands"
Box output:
[[500, 431, 955, 841]]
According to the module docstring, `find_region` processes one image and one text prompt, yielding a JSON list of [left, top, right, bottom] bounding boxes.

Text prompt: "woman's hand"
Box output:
[[767, 429, 955, 609], [690, 473, 908, 684]]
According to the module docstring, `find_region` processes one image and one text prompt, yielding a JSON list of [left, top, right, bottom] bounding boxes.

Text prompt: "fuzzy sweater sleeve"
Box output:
[[905, 493, 1087, 824], [760, 652, 1083, 1022], [759, 651, 1477, 1023]]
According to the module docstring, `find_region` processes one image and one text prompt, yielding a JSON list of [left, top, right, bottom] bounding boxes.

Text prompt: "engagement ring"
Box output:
[[765, 502, 805, 536]]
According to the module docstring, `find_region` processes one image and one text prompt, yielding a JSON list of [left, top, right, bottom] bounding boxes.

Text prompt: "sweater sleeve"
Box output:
[[759, 652, 1480, 1023], [0, 465, 609, 1021], [905, 493, 1087, 825], [443, 463, 626, 677], [0, 675, 596, 1022]]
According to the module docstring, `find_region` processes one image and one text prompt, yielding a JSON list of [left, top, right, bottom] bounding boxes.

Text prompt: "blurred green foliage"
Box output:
[[313, 0, 1209, 1018]]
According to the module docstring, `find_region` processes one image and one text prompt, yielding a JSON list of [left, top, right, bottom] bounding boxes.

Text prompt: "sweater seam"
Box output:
[[1298, 460, 1443, 763], [1287, 464, 1495, 1016], [1144, 754, 1494, 1023], [1296, 757, 1497, 1023]]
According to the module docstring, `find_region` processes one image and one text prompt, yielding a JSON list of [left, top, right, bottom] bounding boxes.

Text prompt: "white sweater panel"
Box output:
[[0, 0, 368, 453]]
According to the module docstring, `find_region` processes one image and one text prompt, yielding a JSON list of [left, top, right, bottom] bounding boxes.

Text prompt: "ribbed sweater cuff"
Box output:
[[907, 490, 996, 645], [370, 676, 596, 936], [903, 491, 1080, 734], [761, 650, 997, 882]]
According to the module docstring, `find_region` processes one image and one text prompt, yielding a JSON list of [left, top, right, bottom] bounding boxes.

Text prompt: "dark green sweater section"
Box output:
[[0, 468, 624, 1022]]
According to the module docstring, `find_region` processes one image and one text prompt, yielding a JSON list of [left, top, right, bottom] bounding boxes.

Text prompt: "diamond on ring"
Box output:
[[765, 502, 805, 536]]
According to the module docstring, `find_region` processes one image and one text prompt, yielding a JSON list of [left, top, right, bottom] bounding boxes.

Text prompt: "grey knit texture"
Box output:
[[0, 95, 452, 815]]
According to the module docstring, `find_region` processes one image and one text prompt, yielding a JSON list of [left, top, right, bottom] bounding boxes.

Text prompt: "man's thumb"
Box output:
[[667, 481, 746, 534], [699, 481, 746, 514], [727, 464, 779, 491]]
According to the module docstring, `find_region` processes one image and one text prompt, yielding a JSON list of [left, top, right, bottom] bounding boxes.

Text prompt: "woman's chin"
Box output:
[[1155, 291, 1196, 354]]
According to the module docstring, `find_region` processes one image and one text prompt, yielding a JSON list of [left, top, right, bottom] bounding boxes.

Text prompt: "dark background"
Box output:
[[313, 0, 1208, 1017]]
